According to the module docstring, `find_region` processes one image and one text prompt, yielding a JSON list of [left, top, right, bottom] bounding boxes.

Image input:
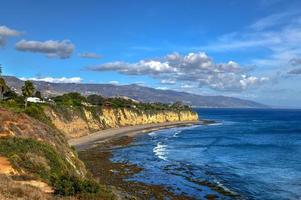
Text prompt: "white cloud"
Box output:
[[203, 10, 301, 73], [88, 51, 268, 91], [20, 77, 82, 83], [290, 58, 301, 66], [78, 52, 101, 59], [161, 79, 176, 84], [109, 80, 119, 85], [15, 39, 74, 59], [0, 25, 22, 46], [0, 25, 22, 37], [249, 10, 299, 31], [288, 68, 301, 75], [180, 84, 195, 89], [156, 86, 169, 90]]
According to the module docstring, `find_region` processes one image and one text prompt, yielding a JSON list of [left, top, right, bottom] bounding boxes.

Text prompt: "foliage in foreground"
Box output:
[[0, 137, 113, 198]]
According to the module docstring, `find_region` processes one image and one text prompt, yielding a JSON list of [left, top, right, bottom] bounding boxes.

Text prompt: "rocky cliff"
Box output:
[[0, 107, 115, 199], [0, 108, 87, 177], [44, 106, 199, 139]]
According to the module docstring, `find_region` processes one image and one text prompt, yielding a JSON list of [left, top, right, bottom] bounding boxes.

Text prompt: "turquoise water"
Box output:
[[111, 109, 301, 199]]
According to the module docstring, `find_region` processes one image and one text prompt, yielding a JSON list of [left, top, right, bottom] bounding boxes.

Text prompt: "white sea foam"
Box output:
[[153, 142, 168, 161], [148, 131, 157, 136], [213, 178, 238, 196], [173, 130, 181, 137], [208, 122, 223, 126]]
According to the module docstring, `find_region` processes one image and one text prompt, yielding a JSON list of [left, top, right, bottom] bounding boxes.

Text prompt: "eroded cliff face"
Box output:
[[44, 106, 199, 139], [0, 108, 90, 198], [0, 108, 87, 177]]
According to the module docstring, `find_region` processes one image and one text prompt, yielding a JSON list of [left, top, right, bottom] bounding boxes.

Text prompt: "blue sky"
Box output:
[[1, 0, 301, 107]]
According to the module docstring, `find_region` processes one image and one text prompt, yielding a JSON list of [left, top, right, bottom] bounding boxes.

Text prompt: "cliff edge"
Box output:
[[44, 105, 198, 139]]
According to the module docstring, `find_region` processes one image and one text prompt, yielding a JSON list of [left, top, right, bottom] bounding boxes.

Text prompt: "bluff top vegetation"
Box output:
[[53, 92, 192, 111], [0, 79, 193, 128], [0, 78, 192, 112]]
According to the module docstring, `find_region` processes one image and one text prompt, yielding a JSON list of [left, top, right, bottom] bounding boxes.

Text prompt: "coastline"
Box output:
[[69, 120, 207, 150], [76, 119, 236, 200], [78, 136, 196, 199], [73, 121, 204, 199]]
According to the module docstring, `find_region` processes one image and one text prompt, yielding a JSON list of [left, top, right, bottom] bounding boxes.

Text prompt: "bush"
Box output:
[[87, 94, 104, 106], [3, 90, 19, 100], [50, 93, 192, 112], [0, 99, 24, 113], [0, 137, 102, 197], [24, 104, 52, 126], [0, 137, 70, 182], [51, 175, 100, 196], [53, 93, 87, 107]]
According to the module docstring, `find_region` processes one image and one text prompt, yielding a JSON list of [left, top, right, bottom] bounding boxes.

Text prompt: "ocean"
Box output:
[[111, 108, 301, 199]]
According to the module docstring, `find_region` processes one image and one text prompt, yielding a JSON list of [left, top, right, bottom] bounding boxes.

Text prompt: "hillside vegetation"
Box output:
[[0, 78, 198, 138], [0, 79, 198, 199]]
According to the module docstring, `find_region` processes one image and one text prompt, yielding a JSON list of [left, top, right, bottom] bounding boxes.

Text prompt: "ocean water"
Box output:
[[111, 108, 301, 199]]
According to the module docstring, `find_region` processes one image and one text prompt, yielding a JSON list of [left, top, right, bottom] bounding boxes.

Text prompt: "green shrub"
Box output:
[[24, 104, 52, 126], [87, 94, 104, 106], [51, 175, 100, 196], [53, 92, 87, 107], [106, 98, 134, 109], [0, 99, 24, 113], [0, 137, 102, 197], [0, 137, 70, 181]]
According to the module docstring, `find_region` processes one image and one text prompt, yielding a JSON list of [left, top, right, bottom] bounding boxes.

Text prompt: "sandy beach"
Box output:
[[69, 120, 202, 150], [75, 119, 233, 199]]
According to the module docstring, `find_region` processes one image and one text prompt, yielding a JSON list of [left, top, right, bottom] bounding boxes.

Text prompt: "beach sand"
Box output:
[[71, 120, 230, 200], [69, 120, 202, 150]]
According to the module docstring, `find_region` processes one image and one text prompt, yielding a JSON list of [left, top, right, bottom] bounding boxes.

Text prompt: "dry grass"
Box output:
[[0, 175, 81, 200], [0, 175, 50, 200]]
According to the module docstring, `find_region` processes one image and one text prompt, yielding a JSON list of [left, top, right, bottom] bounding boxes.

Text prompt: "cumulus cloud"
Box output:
[[15, 39, 74, 59], [20, 77, 82, 83], [290, 58, 301, 66], [0, 25, 22, 46], [0, 25, 22, 37], [87, 52, 268, 91], [288, 68, 301, 75], [78, 52, 101, 59]]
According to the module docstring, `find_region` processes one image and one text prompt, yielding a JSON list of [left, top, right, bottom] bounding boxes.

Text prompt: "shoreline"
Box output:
[[78, 135, 196, 199], [68, 120, 208, 150], [76, 120, 236, 200]]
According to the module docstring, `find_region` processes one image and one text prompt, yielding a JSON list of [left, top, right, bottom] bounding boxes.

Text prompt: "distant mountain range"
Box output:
[[3, 76, 267, 108]]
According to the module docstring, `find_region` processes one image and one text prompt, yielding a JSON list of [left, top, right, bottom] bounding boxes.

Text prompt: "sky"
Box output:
[[1, 0, 301, 107]]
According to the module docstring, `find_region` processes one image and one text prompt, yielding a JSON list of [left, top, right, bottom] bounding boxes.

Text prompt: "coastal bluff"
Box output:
[[44, 106, 199, 139]]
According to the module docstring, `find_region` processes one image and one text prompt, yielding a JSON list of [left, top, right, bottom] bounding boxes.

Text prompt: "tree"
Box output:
[[0, 64, 2, 76], [0, 77, 9, 100], [22, 81, 35, 97], [87, 94, 104, 106], [34, 91, 42, 99]]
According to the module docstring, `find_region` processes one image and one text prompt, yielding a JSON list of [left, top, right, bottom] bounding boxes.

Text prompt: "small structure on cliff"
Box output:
[[26, 97, 45, 103]]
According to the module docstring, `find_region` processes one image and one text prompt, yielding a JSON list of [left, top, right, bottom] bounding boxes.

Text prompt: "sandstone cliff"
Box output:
[[0, 107, 117, 199], [0, 108, 87, 177], [44, 106, 199, 139]]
